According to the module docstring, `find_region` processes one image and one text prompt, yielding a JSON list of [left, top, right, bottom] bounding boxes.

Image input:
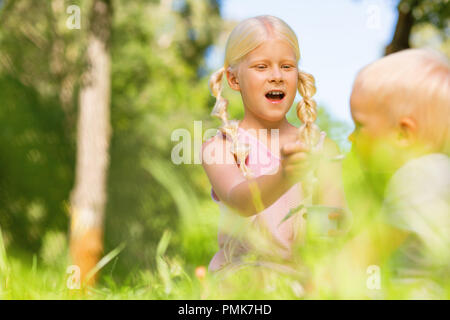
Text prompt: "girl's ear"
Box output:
[[226, 67, 240, 91], [396, 117, 417, 147]]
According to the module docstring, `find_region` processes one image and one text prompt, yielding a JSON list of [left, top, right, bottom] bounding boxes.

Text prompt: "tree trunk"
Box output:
[[385, 0, 419, 55], [69, 0, 112, 287]]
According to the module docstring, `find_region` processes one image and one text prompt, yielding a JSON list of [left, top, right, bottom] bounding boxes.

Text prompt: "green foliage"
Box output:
[[0, 0, 222, 281], [103, 0, 222, 278], [398, 0, 450, 57], [0, 76, 74, 252], [404, 0, 450, 29]]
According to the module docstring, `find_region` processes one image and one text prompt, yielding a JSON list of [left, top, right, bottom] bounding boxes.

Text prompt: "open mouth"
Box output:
[[265, 90, 285, 102]]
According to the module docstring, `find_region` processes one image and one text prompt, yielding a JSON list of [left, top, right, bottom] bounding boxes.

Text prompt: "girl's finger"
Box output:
[[281, 141, 309, 156], [283, 164, 310, 175], [286, 152, 308, 163]]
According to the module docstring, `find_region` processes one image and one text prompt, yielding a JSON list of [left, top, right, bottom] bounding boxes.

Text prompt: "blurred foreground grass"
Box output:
[[0, 155, 448, 300], [0, 228, 302, 300], [1, 226, 448, 300]]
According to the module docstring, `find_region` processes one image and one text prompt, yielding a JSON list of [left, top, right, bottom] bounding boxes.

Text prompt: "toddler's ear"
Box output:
[[226, 68, 240, 91], [397, 117, 417, 147]]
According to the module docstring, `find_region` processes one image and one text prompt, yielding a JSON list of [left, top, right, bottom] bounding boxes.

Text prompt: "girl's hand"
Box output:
[[280, 141, 316, 185]]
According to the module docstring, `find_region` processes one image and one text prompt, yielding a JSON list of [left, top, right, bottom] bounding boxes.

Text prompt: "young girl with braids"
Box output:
[[201, 16, 346, 279]]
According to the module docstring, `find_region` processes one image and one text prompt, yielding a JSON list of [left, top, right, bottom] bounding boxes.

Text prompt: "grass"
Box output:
[[2, 223, 448, 300], [1, 153, 449, 300], [0, 229, 302, 300]]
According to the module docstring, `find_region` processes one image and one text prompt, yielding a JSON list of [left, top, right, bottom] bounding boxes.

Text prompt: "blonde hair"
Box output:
[[354, 48, 450, 155], [209, 15, 321, 176]]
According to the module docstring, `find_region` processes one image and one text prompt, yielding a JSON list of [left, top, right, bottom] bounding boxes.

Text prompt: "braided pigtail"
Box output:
[[209, 67, 229, 124], [296, 70, 322, 148], [209, 67, 252, 177], [296, 70, 326, 205]]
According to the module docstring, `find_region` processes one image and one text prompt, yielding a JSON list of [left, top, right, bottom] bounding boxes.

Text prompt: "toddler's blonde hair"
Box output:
[[354, 48, 450, 155], [209, 15, 320, 177]]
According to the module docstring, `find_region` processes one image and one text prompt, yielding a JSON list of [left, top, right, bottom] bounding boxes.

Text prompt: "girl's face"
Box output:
[[227, 38, 298, 123]]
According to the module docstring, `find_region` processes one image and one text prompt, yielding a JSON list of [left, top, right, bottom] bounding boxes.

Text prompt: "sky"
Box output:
[[207, 0, 400, 127]]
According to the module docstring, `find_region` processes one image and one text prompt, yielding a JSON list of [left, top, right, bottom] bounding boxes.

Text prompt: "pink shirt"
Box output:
[[208, 127, 305, 272]]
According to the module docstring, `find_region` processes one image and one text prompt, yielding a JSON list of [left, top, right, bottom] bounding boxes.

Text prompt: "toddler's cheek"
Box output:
[[370, 139, 402, 169], [354, 135, 401, 173], [350, 136, 371, 161]]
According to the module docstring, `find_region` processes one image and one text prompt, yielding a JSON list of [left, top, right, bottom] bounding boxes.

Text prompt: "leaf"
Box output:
[[156, 230, 172, 257], [85, 242, 126, 283], [0, 227, 8, 273], [278, 204, 305, 227]]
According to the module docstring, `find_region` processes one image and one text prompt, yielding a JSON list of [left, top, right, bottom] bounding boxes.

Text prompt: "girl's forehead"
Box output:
[[245, 38, 297, 61]]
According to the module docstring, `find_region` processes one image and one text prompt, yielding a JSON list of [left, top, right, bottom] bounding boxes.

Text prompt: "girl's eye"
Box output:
[[256, 65, 267, 70], [282, 65, 292, 69]]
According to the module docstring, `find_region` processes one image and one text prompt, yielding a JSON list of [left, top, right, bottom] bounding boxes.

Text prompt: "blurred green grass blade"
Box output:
[[278, 204, 304, 227], [156, 230, 171, 257], [0, 226, 8, 273], [142, 158, 200, 226], [85, 242, 126, 283]]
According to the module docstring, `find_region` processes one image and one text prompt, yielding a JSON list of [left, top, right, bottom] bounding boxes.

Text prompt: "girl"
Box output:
[[202, 16, 345, 278]]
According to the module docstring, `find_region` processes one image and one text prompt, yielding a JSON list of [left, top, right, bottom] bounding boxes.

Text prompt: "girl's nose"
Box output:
[[270, 67, 283, 82]]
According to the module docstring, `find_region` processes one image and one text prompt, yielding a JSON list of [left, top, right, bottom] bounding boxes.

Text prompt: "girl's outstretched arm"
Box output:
[[202, 134, 313, 217]]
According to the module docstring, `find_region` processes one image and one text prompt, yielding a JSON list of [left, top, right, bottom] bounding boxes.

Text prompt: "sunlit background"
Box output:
[[0, 0, 448, 299], [210, 0, 398, 124]]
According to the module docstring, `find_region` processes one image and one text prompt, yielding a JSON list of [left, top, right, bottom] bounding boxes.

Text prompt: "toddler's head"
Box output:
[[349, 48, 450, 173], [210, 15, 319, 145]]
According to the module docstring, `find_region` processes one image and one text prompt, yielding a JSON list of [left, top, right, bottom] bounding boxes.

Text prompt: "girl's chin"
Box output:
[[259, 111, 289, 122], [245, 102, 291, 121]]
